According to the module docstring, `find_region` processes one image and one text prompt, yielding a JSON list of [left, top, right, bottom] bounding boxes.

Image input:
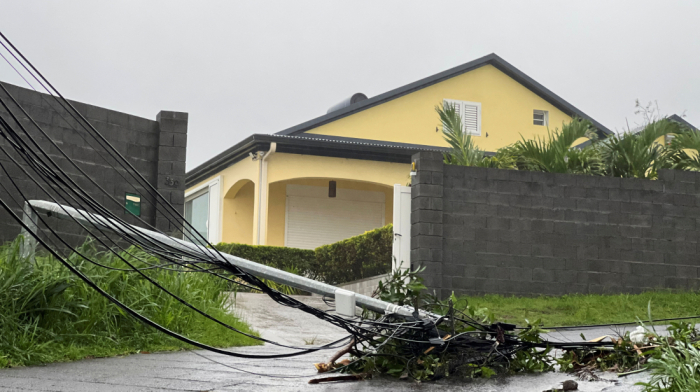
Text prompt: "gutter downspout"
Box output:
[[256, 142, 276, 245]]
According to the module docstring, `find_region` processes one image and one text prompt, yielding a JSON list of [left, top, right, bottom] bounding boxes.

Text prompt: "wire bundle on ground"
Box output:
[[0, 30, 632, 380]]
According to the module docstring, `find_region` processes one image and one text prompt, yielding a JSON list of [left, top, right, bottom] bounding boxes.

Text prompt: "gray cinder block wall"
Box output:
[[0, 81, 187, 245], [412, 151, 700, 298]]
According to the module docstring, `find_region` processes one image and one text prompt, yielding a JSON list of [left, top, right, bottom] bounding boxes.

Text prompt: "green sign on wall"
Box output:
[[125, 193, 141, 216]]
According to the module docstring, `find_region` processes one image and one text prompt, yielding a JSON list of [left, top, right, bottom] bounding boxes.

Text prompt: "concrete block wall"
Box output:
[[412, 151, 700, 298], [0, 81, 187, 246]]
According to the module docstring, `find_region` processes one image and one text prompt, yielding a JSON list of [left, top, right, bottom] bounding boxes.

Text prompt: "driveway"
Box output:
[[0, 293, 656, 391]]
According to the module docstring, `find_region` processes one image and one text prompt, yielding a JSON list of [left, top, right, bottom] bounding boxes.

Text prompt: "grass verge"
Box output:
[[0, 236, 260, 368], [459, 291, 700, 327]]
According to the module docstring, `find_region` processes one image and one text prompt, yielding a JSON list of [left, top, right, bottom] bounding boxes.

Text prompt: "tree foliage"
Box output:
[[598, 118, 682, 179], [437, 100, 699, 179], [511, 119, 602, 174]]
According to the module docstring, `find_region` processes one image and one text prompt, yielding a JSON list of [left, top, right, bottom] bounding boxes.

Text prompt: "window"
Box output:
[[184, 176, 221, 244], [443, 99, 482, 136], [666, 134, 675, 145], [185, 189, 209, 243], [533, 110, 548, 126]]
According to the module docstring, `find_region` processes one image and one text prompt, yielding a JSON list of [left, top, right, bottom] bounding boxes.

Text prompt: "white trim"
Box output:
[[392, 185, 411, 272], [257, 143, 277, 245], [284, 189, 290, 247], [533, 109, 549, 126]]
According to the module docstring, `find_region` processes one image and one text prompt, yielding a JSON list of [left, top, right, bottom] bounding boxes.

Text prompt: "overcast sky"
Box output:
[[1, 1, 698, 170]]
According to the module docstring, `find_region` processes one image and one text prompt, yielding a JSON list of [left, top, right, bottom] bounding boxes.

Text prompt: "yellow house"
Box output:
[[185, 53, 611, 249]]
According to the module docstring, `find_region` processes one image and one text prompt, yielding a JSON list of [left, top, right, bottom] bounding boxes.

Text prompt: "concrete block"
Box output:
[[411, 209, 442, 224], [577, 245, 599, 260], [564, 210, 588, 222], [609, 188, 631, 202], [520, 207, 543, 219], [412, 184, 442, 198], [495, 180, 521, 195], [486, 168, 509, 181], [629, 214, 652, 227], [508, 170, 532, 182], [564, 186, 587, 198], [533, 268, 555, 282], [497, 205, 520, 218], [576, 198, 598, 211], [488, 193, 510, 206], [542, 184, 564, 197], [510, 218, 532, 231], [486, 216, 511, 230], [531, 196, 554, 209], [553, 173, 577, 186], [576, 175, 599, 188]]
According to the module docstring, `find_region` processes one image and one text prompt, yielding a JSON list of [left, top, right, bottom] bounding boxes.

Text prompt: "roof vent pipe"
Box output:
[[326, 93, 368, 114]]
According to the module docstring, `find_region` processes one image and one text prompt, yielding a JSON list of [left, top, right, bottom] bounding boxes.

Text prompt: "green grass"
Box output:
[[459, 291, 700, 327], [0, 236, 260, 368]]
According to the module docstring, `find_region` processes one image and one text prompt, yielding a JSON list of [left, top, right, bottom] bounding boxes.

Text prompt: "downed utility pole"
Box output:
[[23, 200, 428, 318]]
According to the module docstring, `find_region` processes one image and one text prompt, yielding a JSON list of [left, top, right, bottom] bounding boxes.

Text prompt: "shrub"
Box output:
[[314, 224, 393, 285], [212, 243, 317, 280], [0, 236, 260, 368], [214, 224, 394, 286]]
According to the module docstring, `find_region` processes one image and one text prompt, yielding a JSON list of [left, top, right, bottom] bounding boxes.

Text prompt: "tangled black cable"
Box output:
[[0, 30, 446, 363], [1, 29, 670, 381]]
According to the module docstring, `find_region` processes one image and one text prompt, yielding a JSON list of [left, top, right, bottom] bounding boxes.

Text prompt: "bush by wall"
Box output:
[[212, 243, 318, 280], [314, 224, 393, 285], [214, 224, 393, 286]]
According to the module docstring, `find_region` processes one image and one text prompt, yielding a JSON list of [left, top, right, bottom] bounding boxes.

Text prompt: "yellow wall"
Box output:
[[265, 153, 410, 185], [222, 180, 255, 244], [186, 152, 409, 247], [263, 152, 407, 246], [188, 63, 586, 246], [306, 64, 573, 152], [266, 178, 394, 247], [187, 156, 261, 244]]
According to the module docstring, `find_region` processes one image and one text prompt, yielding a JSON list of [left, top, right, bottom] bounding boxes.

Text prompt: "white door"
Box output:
[[392, 185, 411, 273], [285, 184, 385, 249]]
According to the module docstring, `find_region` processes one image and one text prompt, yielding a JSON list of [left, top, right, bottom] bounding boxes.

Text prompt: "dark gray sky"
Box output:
[[1, 1, 698, 170]]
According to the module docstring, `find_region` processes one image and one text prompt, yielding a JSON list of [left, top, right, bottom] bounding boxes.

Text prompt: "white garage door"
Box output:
[[285, 184, 385, 249]]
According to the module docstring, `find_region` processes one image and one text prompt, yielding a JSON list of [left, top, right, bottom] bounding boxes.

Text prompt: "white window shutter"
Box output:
[[443, 99, 481, 136], [463, 102, 481, 136], [443, 99, 462, 125]]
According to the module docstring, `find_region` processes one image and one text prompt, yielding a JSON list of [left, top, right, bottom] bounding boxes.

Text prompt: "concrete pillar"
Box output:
[[155, 111, 188, 236], [410, 152, 444, 296]]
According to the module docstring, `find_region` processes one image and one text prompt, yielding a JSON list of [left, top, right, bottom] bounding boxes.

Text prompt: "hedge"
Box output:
[[212, 243, 318, 280], [314, 224, 393, 285], [213, 224, 392, 286]]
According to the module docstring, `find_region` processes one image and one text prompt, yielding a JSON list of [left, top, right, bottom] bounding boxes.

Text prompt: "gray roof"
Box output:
[[669, 114, 698, 131], [185, 133, 449, 187], [276, 53, 612, 137]]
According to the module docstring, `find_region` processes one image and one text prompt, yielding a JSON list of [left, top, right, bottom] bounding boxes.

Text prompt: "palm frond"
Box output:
[[436, 102, 485, 167], [666, 127, 700, 171], [600, 118, 681, 178], [511, 118, 601, 174]]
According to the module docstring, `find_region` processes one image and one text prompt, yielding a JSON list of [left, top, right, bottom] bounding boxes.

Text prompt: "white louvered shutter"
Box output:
[[443, 99, 481, 136], [443, 99, 462, 126], [463, 102, 481, 136]]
